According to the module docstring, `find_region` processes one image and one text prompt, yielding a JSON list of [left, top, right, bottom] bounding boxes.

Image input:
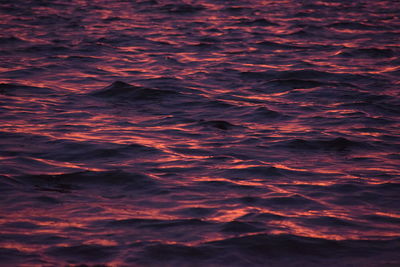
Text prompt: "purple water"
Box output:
[[0, 0, 399, 266]]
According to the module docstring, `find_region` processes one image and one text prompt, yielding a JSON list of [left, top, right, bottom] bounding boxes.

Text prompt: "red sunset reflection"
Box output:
[[0, 0, 399, 266]]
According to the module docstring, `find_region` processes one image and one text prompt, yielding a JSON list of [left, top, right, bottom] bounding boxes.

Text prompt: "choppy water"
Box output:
[[1, 0, 400, 266]]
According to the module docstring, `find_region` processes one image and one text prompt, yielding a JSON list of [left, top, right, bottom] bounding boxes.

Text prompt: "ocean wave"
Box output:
[[1, 0, 399, 265]]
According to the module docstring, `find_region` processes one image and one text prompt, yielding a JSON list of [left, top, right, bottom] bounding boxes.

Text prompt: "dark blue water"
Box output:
[[0, 0, 399, 266]]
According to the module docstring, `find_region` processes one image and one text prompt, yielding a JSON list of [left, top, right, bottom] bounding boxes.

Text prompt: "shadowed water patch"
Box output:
[[17, 170, 159, 193], [91, 81, 182, 101], [46, 244, 118, 263]]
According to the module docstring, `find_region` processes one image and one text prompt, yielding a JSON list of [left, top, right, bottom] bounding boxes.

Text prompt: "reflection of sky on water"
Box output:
[[0, 0, 399, 266]]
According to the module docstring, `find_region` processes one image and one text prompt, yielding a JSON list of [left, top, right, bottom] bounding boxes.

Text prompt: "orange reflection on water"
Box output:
[[0, 0, 399, 265]]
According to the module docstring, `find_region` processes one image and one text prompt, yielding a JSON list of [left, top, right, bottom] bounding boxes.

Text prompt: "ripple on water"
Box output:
[[0, 0, 399, 266]]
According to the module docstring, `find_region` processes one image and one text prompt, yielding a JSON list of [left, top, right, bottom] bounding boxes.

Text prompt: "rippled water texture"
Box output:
[[1, 0, 400, 266]]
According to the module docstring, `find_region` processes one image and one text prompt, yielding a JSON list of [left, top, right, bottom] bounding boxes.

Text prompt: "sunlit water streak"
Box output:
[[0, 0, 399, 266]]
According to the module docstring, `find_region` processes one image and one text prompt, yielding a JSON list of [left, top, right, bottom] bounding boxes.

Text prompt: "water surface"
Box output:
[[0, 0, 399, 266]]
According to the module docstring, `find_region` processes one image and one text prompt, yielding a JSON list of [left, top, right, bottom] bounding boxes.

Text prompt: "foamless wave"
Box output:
[[92, 81, 182, 101]]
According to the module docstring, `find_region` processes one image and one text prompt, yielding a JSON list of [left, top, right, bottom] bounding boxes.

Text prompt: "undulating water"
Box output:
[[0, 0, 399, 266]]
